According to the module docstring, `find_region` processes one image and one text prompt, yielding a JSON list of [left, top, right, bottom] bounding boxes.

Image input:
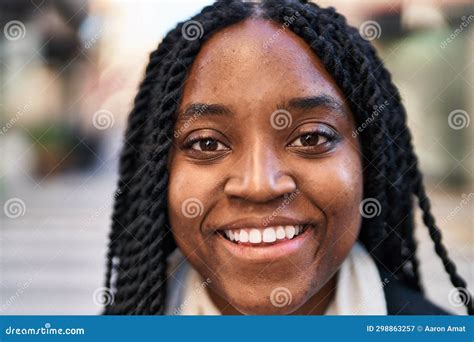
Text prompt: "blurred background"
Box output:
[[0, 0, 472, 315]]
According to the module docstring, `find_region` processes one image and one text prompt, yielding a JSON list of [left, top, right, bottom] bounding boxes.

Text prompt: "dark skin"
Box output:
[[167, 19, 363, 315]]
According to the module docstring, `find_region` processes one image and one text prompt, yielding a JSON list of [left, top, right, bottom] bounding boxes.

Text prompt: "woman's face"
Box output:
[[167, 19, 363, 315]]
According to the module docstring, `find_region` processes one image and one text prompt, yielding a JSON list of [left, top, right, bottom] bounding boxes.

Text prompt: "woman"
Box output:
[[103, 0, 472, 315]]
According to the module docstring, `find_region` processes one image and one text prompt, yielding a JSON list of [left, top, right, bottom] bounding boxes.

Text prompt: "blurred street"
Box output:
[[1, 170, 116, 315]]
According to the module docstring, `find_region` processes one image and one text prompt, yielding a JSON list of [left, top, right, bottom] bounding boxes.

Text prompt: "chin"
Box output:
[[235, 305, 300, 315], [227, 291, 308, 315]]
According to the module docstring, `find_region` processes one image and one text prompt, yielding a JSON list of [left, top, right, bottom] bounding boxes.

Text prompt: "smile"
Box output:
[[215, 222, 317, 262], [218, 225, 310, 246]]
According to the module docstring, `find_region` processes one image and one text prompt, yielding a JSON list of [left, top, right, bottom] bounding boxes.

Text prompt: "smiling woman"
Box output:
[[167, 18, 363, 315], [103, 0, 473, 315]]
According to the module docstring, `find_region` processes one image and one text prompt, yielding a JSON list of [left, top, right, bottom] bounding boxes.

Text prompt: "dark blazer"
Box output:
[[378, 269, 452, 315]]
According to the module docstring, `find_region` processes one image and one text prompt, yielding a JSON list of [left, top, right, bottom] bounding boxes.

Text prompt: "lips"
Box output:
[[218, 224, 310, 246], [212, 217, 318, 262]]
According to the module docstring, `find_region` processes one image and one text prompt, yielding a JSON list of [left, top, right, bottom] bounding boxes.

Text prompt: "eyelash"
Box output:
[[288, 128, 338, 148], [182, 134, 229, 151], [182, 128, 339, 154]]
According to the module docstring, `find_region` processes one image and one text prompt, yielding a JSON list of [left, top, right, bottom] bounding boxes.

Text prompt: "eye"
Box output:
[[289, 133, 329, 147], [190, 137, 229, 152], [287, 125, 339, 155]]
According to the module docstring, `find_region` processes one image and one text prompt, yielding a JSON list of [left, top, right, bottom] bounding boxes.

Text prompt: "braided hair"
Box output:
[[103, 0, 472, 315]]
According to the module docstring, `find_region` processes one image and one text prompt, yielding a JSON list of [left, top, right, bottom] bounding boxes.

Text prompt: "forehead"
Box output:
[[180, 19, 345, 108]]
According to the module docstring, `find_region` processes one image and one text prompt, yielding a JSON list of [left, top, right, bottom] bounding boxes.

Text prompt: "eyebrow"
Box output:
[[177, 95, 347, 121], [282, 95, 348, 118], [177, 103, 233, 121]]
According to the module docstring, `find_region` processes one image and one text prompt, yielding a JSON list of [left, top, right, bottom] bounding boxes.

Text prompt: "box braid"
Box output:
[[103, 0, 472, 315]]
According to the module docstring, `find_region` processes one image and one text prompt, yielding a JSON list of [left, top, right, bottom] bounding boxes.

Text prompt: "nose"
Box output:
[[224, 143, 297, 202]]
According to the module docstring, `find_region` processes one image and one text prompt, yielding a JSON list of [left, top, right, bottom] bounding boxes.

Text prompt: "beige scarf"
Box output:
[[165, 242, 387, 315]]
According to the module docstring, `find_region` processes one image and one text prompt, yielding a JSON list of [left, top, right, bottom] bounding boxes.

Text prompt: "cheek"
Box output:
[[301, 150, 363, 262], [167, 161, 218, 256], [324, 156, 363, 221]]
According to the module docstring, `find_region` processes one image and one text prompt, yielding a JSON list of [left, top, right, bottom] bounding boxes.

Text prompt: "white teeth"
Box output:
[[262, 228, 276, 243], [222, 225, 309, 244], [239, 229, 248, 243], [276, 226, 286, 240], [249, 229, 262, 243], [285, 225, 296, 239]]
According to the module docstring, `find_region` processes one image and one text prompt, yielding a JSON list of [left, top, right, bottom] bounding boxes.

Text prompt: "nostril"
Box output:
[[223, 173, 297, 203]]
